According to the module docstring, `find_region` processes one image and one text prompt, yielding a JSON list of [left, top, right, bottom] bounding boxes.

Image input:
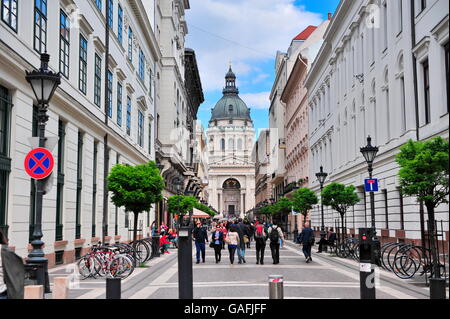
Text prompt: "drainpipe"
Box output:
[[102, 0, 111, 244], [410, 0, 426, 248]]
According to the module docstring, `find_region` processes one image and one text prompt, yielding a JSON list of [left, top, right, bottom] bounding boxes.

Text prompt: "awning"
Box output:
[[185, 207, 211, 218]]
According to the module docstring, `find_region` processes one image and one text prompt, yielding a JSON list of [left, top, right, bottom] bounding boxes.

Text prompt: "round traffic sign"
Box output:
[[24, 147, 55, 180]]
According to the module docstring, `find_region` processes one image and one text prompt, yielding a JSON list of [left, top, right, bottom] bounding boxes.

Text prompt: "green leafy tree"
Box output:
[[274, 197, 292, 214], [321, 183, 360, 240], [108, 161, 164, 242], [167, 195, 198, 216], [396, 137, 449, 278], [291, 188, 318, 225]]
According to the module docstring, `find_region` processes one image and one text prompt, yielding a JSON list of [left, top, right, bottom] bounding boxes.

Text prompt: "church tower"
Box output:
[[206, 67, 256, 219]]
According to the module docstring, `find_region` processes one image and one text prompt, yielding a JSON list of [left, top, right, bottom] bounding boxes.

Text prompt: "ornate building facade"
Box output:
[[207, 67, 255, 219]]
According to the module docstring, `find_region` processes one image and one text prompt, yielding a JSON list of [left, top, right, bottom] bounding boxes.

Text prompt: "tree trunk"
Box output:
[[133, 211, 139, 243], [340, 213, 345, 242], [425, 203, 440, 279]]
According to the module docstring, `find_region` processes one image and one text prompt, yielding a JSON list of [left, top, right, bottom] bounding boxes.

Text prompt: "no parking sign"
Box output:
[[24, 147, 55, 180]]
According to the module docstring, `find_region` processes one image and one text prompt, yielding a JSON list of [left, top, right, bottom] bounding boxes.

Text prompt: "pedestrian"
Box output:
[[236, 218, 249, 264], [268, 223, 284, 264], [211, 225, 224, 263], [298, 221, 315, 263], [254, 223, 268, 265], [221, 223, 227, 249], [151, 220, 157, 237], [317, 228, 337, 253], [159, 233, 170, 254], [0, 229, 25, 299], [246, 221, 255, 249], [225, 225, 240, 265], [193, 221, 208, 264]]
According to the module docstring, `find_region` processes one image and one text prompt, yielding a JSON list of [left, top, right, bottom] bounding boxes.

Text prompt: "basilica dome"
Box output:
[[210, 67, 252, 122]]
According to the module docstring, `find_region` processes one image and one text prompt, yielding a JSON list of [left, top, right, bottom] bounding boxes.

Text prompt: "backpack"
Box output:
[[255, 226, 265, 240], [269, 227, 280, 243]]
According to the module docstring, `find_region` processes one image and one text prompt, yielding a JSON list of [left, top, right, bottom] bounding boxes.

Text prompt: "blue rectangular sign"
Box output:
[[364, 179, 379, 192]]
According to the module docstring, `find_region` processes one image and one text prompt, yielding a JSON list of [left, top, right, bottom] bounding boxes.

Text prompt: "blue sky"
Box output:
[[185, 0, 340, 137]]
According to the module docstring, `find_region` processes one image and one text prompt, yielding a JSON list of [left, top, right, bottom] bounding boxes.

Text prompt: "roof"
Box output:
[[293, 25, 317, 41]]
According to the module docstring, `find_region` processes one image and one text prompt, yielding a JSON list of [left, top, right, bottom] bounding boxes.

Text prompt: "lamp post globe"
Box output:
[[25, 53, 61, 293], [316, 166, 328, 239]]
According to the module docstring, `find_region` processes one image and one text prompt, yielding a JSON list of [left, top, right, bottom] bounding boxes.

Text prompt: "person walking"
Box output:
[[254, 223, 268, 265], [0, 229, 25, 299], [211, 225, 224, 263], [193, 222, 209, 264], [236, 219, 249, 264], [246, 221, 255, 249], [221, 223, 227, 249], [268, 223, 284, 264], [225, 225, 240, 265], [298, 221, 315, 263]]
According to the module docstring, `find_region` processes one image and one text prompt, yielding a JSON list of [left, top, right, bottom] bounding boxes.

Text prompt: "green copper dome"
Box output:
[[210, 67, 252, 122]]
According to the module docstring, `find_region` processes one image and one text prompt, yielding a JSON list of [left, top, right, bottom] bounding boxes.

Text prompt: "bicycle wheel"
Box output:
[[108, 255, 135, 279], [77, 256, 95, 279]]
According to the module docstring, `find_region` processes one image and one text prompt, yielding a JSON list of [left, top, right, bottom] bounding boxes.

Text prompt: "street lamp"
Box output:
[[360, 136, 379, 228], [25, 53, 61, 293], [359, 135, 379, 299], [316, 166, 328, 240]]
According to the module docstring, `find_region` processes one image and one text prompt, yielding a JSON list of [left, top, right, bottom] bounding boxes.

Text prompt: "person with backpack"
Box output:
[[254, 223, 268, 265], [298, 221, 315, 263], [268, 223, 284, 264], [193, 221, 209, 264]]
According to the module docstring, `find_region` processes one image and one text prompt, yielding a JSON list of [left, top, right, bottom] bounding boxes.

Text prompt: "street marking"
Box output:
[[128, 265, 178, 299], [284, 244, 418, 299], [193, 264, 330, 269]]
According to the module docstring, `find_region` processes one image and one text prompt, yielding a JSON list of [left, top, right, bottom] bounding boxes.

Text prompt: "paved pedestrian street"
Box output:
[[46, 241, 439, 299]]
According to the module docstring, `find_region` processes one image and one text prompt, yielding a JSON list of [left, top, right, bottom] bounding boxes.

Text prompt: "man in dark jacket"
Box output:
[[236, 219, 249, 264], [298, 221, 315, 263], [193, 222, 209, 264], [317, 228, 337, 253]]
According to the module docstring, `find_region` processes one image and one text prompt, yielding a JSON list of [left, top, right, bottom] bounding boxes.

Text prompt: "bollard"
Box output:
[[268, 275, 284, 299], [152, 235, 161, 258], [53, 277, 69, 299], [106, 278, 121, 299], [24, 285, 44, 299]]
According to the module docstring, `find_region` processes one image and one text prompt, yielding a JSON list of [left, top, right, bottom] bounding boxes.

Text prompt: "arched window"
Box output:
[[237, 138, 243, 150], [228, 138, 234, 150], [220, 138, 225, 151]]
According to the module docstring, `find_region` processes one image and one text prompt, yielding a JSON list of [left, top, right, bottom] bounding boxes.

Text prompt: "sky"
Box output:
[[185, 0, 340, 138]]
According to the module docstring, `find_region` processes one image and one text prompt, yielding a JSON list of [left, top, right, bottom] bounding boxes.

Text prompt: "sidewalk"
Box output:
[[284, 240, 448, 299]]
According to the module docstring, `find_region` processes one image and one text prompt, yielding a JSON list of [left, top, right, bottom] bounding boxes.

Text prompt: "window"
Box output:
[[1, 0, 18, 31], [79, 35, 88, 94], [445, 42, 449, 113], [128, 27, 133, 62], [148, 121, 152, 154], [55, 120, 65, 241], [59, 11, 70, 78], [95, 0, 102, 11], [34, 0, 47, 53], [92, 141, 97, 238], [220, 138, 225, 151], [400, 76, 406, 132], [117, 4, 123, 44], [107, 71, 113, 118], [94, 54, 102, 107], [138, 110, 144, 147], [117, 83, 122, 126], [107, 0, 113, 28], [423, 59, 430, 124], [126, 96, 131, 136], [149, 69, 153, 97], [75, 132, 83, 239], [139, 48, 145, 81], [0, 86, 11, 237], [398, 188, 405, 230], [382, 2, 388, 51]]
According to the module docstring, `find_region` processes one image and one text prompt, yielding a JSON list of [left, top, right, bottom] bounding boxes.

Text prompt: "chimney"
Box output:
[[328, 12, 332, 20]]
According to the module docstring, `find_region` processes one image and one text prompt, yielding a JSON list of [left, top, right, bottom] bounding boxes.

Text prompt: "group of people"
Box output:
[[192, 218, 287, 265]]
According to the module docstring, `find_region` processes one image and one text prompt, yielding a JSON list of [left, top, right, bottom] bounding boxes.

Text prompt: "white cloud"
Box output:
[[185, 0, 323, 92], [240, 92, 271, 110]]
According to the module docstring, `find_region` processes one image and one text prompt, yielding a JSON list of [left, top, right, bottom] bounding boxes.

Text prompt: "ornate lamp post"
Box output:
[[316, 166, 328, 240], [25, 53, 61, 292], [360, 136, 379, 229]]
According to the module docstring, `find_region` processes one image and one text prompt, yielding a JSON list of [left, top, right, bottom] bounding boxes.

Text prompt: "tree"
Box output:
[[167, 195, 198, 216], [321, 182, 360, 240], [396, 137, 449, 279], [274, 197, 292, 214], [108, 161, 164, 242], [291, 188, 318, 226]]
